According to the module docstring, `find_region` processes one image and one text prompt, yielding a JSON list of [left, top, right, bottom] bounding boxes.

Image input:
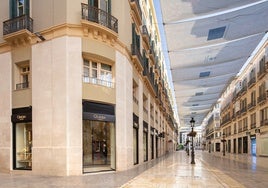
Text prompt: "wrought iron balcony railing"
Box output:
[[81, 3, 118, 33], [16, 82, 29, 90], [3, 15, 33, 35]]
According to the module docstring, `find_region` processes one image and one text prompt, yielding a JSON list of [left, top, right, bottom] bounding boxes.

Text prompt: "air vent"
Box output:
[[192, 104, 199, 106], [199, 71, 210, 78], [207, 26, 226, 40]]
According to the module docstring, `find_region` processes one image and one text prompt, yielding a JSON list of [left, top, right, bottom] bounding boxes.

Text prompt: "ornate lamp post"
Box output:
[[208, 140, 211, 153], [189, 117, 196, 164], [185, 137, 190, 155], [221, 133, 226, 156]]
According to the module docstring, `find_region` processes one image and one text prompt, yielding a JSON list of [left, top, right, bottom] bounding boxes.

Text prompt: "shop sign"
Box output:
[[11, 113, 32, 123], [83, 112, 115, 122]]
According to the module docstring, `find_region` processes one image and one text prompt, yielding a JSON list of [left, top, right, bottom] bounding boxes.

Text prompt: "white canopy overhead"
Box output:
[[159, 0, 268, 128]]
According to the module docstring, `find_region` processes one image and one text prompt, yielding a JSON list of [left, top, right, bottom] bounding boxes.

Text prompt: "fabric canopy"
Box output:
[[158, 0, 268, 129]]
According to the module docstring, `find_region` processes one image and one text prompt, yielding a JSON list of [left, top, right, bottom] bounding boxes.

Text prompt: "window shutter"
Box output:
[[10, 0, 17, 18], [108, 0, 111, 14], [25, 0, 30, 15], [132, 23, 135, 44], [88, 0, 94, 6]]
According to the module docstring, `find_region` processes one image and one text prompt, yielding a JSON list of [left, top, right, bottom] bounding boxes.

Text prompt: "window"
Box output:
[[260, 107, 268, 126], [83, 59, 113, 88], [10, 0, 30, 18], [250, 113, 256, 129], [15, 63, 30, 90], [250, 68, 255, 79], [251, 91, 256, 104], [90, 0, 111, 13]]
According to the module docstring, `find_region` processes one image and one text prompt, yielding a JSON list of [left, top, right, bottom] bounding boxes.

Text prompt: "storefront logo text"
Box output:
[[93, 114, 106, 121], [17, 115, 26, 121]]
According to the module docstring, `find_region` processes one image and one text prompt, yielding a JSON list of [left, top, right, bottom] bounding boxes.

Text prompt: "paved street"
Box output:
[[1, 151, 268, 187]]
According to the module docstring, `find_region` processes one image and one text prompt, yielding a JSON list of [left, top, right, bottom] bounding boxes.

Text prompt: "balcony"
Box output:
[[260, 119, 268, 126], [248, 77, 256, 89], [131, 43, 144, 72], [141, 25, 150, 49], [83, 76, 114, 88], [257, 68, 266, 80], [240, 107, 247, 115], [16, 82, 29, 90], [257, 93, 267, 105], [240, 86, 247, 96], [3, 15, 33, 45], [143, 62, 157, 95], [130, 0, 142, 26], [247, 101, 256, 111], [250, 123, 256, 129], [81, 3, 118, 41]]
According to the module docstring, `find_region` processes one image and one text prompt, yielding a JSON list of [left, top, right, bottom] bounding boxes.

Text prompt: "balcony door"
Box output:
[[10, 0, 30, 18], [89, 0, 111, 13]]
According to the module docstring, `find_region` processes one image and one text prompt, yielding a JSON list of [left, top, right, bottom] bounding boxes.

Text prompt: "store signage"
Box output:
[[11, 113, 32, 123], [93, 114, 106, 121], [17, 115, 27, 121], [83, 112, 115, 122]]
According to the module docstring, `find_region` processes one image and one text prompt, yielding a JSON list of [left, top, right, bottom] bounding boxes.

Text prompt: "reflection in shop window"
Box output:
[[14, 123, 32, 170]]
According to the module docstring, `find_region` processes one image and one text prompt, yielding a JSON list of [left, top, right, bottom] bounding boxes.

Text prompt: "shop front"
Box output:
[[82, 101, 115, 173], [11, 106, 32, 170]]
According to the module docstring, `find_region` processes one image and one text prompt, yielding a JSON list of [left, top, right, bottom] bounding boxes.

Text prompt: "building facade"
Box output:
[[0, 0, 177, 176], [215, 39, 268, 157]]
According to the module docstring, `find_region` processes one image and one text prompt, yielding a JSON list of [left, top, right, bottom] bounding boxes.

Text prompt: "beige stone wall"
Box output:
[[11, 46, 32, 108], [32, 0, 67, 32], [0, 0, 9, 43], [31, 36, 82, 176], [0, 52, 12, 172], [115, 50, 133, 171]]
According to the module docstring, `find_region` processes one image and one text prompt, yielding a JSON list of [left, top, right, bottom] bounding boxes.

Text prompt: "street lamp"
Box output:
[[189, 117, 196, 164], [185, 137, 190, 155], [221, 133, 226, 156], [208, 140, 211, 153]]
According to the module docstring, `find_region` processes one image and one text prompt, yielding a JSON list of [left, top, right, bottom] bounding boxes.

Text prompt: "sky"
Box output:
[[153, 0, 180, 123]]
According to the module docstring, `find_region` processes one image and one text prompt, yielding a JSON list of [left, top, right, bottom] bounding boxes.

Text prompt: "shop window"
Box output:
[[143, 122, 148, 162], [15, 62, 30, 90], [82, 101, 115, 173], [133, 114, 139, 165], [83, 59, 113, 88], [133, 127, 139, 165], [14, 123, 32, 170], [83, 120, 115, 173], [150, 128, 154, 159]]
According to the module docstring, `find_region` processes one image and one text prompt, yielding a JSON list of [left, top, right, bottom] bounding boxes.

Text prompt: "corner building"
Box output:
[[0, 0, 177, 176]]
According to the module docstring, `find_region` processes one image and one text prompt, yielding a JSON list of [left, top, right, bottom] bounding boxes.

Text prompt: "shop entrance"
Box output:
[[12, 106, 32, 170], [83, 120, 115, 172], [251, 138, 256, 156]]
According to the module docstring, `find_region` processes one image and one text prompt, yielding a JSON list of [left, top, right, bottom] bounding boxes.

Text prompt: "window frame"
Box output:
[[83, 58, 113, 88]]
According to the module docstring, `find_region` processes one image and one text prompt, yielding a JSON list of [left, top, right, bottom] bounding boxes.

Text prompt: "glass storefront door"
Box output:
[[251, 138, 256, 156], [13, 122, 32, 170], [83, 120, 115, 173]]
